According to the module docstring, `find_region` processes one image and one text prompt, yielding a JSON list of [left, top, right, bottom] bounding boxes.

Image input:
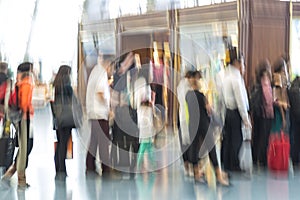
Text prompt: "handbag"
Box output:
[[0, 125, 15, 169], [267, 131, 290, 171]]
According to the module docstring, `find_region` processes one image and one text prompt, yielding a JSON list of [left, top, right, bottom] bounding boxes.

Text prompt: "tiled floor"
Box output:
[[0, 105, 300, 200]]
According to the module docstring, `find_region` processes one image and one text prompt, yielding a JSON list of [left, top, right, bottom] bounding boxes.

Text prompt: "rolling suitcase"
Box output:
[[267, 131, 290, 171]]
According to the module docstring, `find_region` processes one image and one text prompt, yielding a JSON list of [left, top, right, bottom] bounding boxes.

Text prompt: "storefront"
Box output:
[[78, 1, 239, 127], [78, 0, 292, 128], [177, 1, 238, 108]]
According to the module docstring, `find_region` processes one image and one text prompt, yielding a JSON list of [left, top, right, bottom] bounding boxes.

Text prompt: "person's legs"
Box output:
[[208, 145, 229, 185], [16, 118, 30, 187], [224, 110, 242, 171], [256, 116, 265, 165], [259, 118, 272, 166], [147, 142, 156, 170], [208, 146, 219, 168], [229, 111, 242, 171], [129, 138, 140, 173], [86, 120, 98, 171], [97, 120, 111, 174], [292, 121, 300, 165], [189, 133, 202, 181], [222, 111, 232, 171], [57, 128, 71, 172], [252, 115, 260, 165], [54, 130, 60, 172], [137, 142, 147, 170]]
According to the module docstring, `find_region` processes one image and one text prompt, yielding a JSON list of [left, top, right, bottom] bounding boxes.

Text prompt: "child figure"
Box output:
[[137, 100, 156, 172]]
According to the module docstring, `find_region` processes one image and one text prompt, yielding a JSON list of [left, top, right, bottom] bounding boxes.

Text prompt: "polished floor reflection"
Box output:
[[0, 106, 300, 200]]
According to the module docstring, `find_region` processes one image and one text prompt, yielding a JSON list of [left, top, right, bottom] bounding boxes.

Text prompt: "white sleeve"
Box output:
[[232, 77, 249, 122], [95, 71, 107, 93]]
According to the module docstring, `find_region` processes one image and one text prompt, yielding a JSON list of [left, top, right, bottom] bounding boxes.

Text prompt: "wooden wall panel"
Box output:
[[121, 34, 152, 63], [239, 0, 290, 89], [250, 23, 287, 83]]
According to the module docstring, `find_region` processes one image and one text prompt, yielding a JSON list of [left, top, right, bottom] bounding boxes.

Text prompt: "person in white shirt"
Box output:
[[221, 52, 251, 172], [85, 52, 113, 175]]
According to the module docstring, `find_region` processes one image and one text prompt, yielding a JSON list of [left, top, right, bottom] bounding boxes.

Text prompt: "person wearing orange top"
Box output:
[[2, 62, 34, 189]]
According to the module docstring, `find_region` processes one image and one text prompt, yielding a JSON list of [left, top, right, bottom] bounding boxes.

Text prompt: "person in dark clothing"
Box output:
[[50, 65, 73, 176], [250, 60, 274, 166], [289, 76, 300, 165], [186, 71, 228, 185]]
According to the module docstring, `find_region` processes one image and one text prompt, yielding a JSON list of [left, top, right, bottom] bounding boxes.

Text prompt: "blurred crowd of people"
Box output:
[[178, 49, 300, 187], [0, 47, 299, 190]]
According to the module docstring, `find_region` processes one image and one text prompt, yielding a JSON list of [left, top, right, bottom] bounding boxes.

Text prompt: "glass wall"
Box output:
[[0, 0, 36, 72], [0, 0, 84, 84], [179, 20, 238, 105]]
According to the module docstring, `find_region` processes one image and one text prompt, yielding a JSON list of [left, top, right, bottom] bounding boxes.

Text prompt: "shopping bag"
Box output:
[[66, 136, 73, 159], [0, 119, 3, 138], [239, 141, 253, 173], [267, 131, 290, 171], [242, 122, 252, 140]]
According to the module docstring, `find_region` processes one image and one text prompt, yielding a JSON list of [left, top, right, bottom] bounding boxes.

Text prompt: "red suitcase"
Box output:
[[267, 131, 290, 171]]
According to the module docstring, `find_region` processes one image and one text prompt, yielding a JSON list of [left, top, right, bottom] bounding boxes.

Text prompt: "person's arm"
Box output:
[[97, 92, 105, 102], [276, 100, 286, 130], [96, 71, 108, 104], [118, 53, 134, 75], [204, 95, 212, 117], [232, 77, 251, 127]]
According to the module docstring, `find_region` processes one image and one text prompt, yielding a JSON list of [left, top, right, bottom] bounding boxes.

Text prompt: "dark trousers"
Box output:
[[86, 119, 111, 173], [54, 128, 71, 172], [187, 130, 201, 165], [222, 109, 243, 171], [198, 130, 219, 168], [291, 119, 300, 164], [252, 116, 272, 165], [207, 145, 219, 168]]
